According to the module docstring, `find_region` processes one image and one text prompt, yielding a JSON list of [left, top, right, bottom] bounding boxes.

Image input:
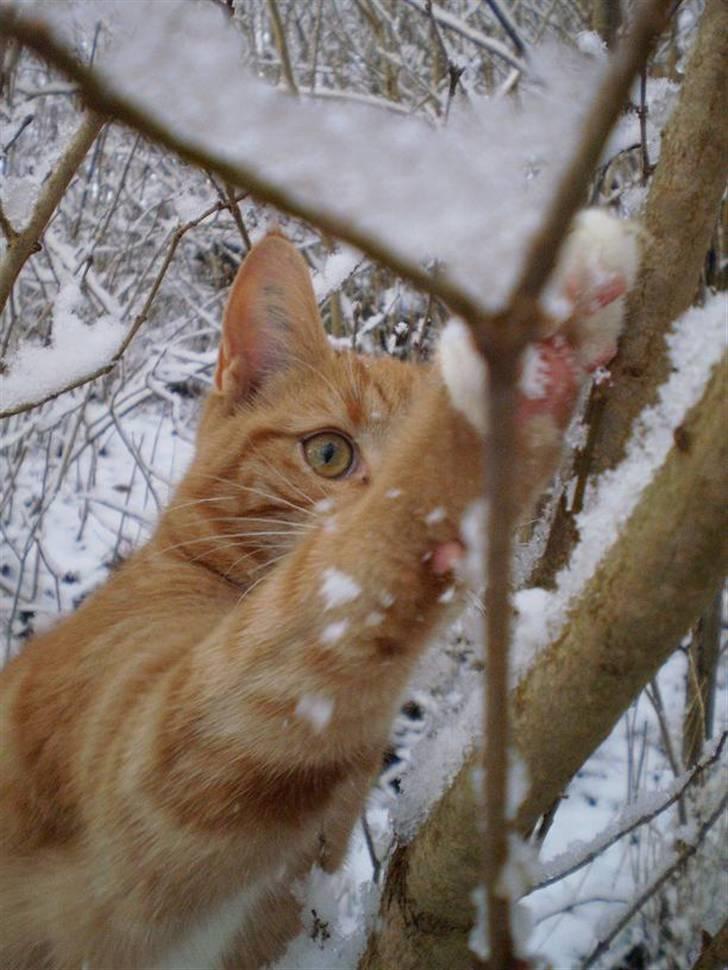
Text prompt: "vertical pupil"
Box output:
[[322, 441, 336, 464]]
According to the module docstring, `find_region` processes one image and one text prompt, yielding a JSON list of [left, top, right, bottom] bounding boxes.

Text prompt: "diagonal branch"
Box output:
[[527, 731, 727, 894], [0, 110, 104, 318], [0, 194, 246, 419], [400, 0, 528, 73], [582, 790, 728, 969]]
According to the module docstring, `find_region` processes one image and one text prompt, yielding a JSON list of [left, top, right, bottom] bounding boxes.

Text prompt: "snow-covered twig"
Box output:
[[0, 193, 245, 419], [581, 789, 728, 968], [528, 731, 727, 894], [0, 7, 490, 326]]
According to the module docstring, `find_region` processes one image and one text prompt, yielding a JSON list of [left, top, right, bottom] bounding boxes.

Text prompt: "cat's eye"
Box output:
[[302, 432, 355, 479]]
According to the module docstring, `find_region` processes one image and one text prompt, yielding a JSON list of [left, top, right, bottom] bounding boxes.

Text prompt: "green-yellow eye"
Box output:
[[303, 432, 355, 479]]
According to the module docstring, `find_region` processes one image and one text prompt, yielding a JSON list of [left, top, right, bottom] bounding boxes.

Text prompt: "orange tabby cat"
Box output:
[[0, 217, 637, 969]]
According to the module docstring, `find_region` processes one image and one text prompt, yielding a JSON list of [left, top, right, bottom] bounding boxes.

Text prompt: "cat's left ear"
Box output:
[[213, 233, 331, 403]]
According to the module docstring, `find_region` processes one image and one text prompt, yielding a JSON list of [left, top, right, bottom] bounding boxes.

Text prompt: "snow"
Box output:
[[269, 860, 379, 970], [0, 290, 126, 413], [313, 247, 363, 304], [394, 678, 483, 841], [295, 693, 334, 733], [0, 173, 37, 227], [321, 619, 349, 644], [364, 611, 384, 627], [31, 0, 607, 312], [469, 885, 489, 960], [438, 319, 489, 433], [424, 506, 446, 525], [313, 498, 335, 514], [320, 567, 361, 610], [384, 488, 401, 499], [543, 208, 641, 368]]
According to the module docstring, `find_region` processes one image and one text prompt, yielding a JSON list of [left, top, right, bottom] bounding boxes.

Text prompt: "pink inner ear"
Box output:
[[212, 234, 325, 402]]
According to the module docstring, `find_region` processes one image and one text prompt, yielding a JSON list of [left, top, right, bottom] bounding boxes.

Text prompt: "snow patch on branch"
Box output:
[[0, 280, 125, 413]]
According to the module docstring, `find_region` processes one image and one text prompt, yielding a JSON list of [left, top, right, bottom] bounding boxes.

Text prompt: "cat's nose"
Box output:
[[351, 462, 370, 486]]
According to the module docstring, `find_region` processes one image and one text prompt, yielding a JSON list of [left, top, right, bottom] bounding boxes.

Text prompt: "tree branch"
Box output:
[[0, 109, 104, 317], [0, 7, 490, 329], [0, 194, 246, 419], [582, 790, 728, 968], [527, 731, 727, 894]]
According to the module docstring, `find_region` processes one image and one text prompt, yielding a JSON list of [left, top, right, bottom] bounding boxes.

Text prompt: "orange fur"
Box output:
[[0, 233, 609, 968]]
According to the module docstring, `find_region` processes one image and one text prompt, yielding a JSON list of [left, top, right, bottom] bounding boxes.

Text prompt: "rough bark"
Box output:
[[360, 348, 728, 970]]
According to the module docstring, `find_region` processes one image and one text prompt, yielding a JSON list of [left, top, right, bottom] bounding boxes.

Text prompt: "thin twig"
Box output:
[[223, 183, 252, 251], [645, 678, 687, 824], [267, 0, 299, 95], [0, 195, 244, 419], [582, 789, 728, 969], [483, 0, 529, 58], [400, 0, 528, 73], [482, 355, 521, 969], [528, 731, 727, 893]]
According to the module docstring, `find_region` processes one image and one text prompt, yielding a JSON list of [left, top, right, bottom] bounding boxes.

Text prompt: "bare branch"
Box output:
[[582, 789, 728, 968], [400, 0, 528, 73], [527, 731, 727, 894], [483, 0, 528, 58], [0, 194, 245, 419], [0, 110, 104, 317], [267, 0, 299, 95]]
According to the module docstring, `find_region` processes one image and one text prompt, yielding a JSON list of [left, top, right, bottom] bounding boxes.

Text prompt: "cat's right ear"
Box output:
[[213, 233, 331, 406]]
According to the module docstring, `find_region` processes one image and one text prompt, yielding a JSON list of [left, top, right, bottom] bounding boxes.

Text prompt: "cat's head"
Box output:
[[162, 233, 425, 586]]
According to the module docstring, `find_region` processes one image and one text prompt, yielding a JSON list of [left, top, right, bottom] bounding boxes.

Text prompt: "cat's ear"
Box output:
[[213, 233, 330, 402]]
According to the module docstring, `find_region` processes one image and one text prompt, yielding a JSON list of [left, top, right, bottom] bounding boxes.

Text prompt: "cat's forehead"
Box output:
[[318, 350, 423, 426]]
